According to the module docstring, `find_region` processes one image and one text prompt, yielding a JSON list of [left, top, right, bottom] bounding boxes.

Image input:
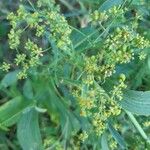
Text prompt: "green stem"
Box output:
[[125, 110, 150, 143], [59, 0, 74, 11], [27, 0, 36, 11]]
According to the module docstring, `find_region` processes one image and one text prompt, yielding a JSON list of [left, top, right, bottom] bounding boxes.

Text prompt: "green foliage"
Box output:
[[121, 90, 150, 115], [17, 108, 43, 150], [108, 122, 126, 149], [0, 97, 32, 129], [0, 71, 18, 88], [99, 0, 123, 11], [101, 133, 109, 150], [0, 0, 150, 149]]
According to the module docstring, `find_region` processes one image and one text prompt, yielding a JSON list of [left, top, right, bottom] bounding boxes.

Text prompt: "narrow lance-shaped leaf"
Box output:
[[121, 90, 150, 116], [17, 108, 43, 150], [99, 0, 123, 11], [125, 110, 150, 143], [23, 79, 34, 100], [108, 122, 126, 149], [0, 97, 31, 128], [101, 133, 110, 150], [0, 70, 19, 88]]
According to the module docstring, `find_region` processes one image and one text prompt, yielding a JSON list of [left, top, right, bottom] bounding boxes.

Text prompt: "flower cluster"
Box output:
[[108, 134, 118, 150], [15, 39, 44, 79], [72, 19, 149, 138], [73, 73, 127, 136], [0, 62, 11, 72], [1, 0, 72, 79], [46, 11, 72, 51], [90, 5, 124, 24], [90, 10, 108, 23], [78, 131, 88, 142], [82, 26, 149, 83], [110, 74, 127, 101], [43, 136, 63, 150], [8, 29, 22, 49], [143, 121, 150, 127]]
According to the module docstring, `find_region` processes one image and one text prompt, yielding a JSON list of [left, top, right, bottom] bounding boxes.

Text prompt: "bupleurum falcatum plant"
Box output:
[[0, 0, 150, 149]]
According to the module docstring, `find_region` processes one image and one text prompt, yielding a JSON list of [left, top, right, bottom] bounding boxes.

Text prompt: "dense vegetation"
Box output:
[[0, 0, 150, 149]]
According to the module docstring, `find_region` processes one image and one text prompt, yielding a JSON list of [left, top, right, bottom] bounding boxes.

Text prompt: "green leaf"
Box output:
[[121, 90, 150, 116], [17, 108, 43, 150], [99, 0, 123, 11], [131, 0, 144, 5], [23, 79, 34, 99], [147, 55, 150, 70], [126, 110, 150, 143], [0, 97, 31, 128], [71, 26, 99, 51], [108, 122, 126, 149], [101, 133, 110, 150], [0, 70, 19, 88], [81, 0, 102, 4]]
